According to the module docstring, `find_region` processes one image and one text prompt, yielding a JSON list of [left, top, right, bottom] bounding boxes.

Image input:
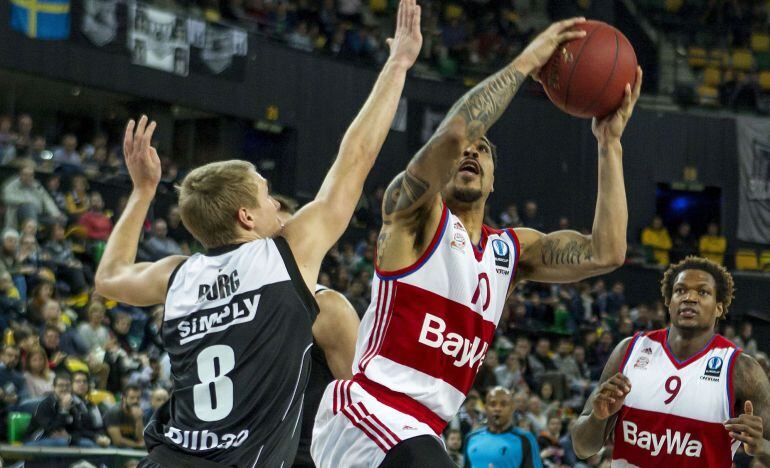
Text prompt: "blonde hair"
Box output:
[[178, 160, 260, 249]]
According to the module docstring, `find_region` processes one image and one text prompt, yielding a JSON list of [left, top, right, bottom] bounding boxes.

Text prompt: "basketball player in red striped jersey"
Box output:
[[311, 12, 644, 467], [572, 256, 770, 467]]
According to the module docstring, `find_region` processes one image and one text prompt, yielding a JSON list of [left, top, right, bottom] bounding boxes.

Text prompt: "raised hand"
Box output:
[[123, 115, 161, 195], [386, 0, 422, 69], [518, 17, 587, 76], [592, 372, 631, 420], [592, 67, 642, 144], [725, 401, 770, 457]]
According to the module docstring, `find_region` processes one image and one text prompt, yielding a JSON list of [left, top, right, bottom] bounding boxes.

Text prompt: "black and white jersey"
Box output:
[[144, 238, 318, 467]]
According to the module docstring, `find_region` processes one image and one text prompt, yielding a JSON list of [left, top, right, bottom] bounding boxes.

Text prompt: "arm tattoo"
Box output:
[[447, 66, 526, 143], [541, 237, 594, 266], [383, 170, 430, 216]]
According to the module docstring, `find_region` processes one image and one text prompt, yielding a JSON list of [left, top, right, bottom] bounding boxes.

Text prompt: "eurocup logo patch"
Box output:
[[491, 239, 510, 268], [705, 356, 723, 377]]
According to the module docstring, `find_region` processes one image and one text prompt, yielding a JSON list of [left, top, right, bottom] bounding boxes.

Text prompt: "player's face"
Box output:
[[250, 173, 282, 238], [667, 269, 723, 331], [485, 391, 513, 431], [443, 138, 495, 205]]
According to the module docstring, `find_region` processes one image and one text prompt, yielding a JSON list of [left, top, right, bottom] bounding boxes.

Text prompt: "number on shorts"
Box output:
[[193, 345, 235, 421], [663, 375, 681, 404]]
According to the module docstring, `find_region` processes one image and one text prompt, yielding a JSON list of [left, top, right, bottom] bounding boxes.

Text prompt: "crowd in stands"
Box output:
[[0, 112, 767, 468], [641, 216, 728, 268]]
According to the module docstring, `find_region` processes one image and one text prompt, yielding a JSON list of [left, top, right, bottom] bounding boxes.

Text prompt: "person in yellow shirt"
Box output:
[[699, 222, 727, 265], [641, 216, 672, 266]]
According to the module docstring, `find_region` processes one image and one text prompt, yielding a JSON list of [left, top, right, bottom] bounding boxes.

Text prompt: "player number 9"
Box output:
[[664, 375, 681, 405]]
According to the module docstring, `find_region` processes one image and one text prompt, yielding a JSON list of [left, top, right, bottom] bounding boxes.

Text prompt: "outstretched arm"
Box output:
[[571, 337, 633, 459], [382, 18, 588, 224], [313, 289, 360, 380], [727, 353, 770, 464], [94, 117, 185, 306], [282, 0, 423, 290], [515, 68, 642, 284]]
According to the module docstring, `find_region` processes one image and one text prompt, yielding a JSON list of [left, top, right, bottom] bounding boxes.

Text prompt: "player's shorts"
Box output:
[[311, 379, 446, 468]]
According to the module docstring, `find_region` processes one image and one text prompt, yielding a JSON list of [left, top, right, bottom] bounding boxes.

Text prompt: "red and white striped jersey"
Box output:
[[612, 329, 742, 467], [352, 202, 520, 434]]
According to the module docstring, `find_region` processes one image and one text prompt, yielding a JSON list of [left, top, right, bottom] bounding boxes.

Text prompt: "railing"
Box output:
[[0, 444, 147, 466]]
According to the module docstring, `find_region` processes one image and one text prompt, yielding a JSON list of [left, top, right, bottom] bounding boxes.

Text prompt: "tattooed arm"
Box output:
[[378, 19, 587, 269], [513, 68, 642, 284], [729, 353, 770, 464]]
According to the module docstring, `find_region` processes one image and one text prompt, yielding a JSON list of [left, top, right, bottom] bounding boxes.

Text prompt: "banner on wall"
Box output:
[[10, 0, 70, 40], [737, 116, 770, 244], [128, 3, 190, 76]]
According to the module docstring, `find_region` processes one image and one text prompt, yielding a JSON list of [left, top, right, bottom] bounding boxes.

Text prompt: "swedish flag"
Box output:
[[10, 0, 70, 40]]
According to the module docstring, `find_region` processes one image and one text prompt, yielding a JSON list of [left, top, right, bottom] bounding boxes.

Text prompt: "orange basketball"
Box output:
[[539, 20, 638, 119]]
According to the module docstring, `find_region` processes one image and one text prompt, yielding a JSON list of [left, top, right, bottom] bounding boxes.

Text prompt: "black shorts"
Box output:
[[378, 435, 457, 468]]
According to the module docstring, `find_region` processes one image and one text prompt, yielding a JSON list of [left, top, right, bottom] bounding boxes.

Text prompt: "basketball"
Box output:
[[540, 20, 638, 119]]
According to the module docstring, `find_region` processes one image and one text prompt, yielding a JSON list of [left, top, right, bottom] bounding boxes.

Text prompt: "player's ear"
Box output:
[[236, 206, 255, 230], [716, 302, 724, 319]]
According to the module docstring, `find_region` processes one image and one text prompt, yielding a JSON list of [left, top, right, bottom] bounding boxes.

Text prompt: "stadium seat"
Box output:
[[664, 0, 684, 12], [88, 389, 116, 406], [7, 412, 32, 444], [735, 249, 759, 270], [760, 71, 770, 91], [732, 49, 754, 71], [696, 85, 719, 106], [688, 47, 708, 68], [760, 250, 770, 271], [751, 33, 770, 53], [703, 67, 721, 87], [708, 49, 729, 68]]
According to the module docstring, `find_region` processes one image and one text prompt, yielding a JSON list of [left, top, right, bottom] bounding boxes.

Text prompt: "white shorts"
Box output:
[[310, 379, 442, 468]]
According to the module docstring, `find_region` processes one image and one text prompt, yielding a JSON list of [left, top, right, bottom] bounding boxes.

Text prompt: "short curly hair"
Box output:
[[661, 256, 735, 313]]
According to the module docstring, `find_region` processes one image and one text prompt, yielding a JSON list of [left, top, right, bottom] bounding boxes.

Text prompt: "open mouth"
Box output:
[[679, 306, 698, 318], [459, 159, 481, 175]]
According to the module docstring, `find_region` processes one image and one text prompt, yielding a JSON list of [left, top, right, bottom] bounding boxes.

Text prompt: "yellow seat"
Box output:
[[665, 0, 684, 12], [696, 85, 719, 106], [88, 390, 116, 406], [760, 71, 770, 91], [732, 49, 754, 71], [751, 33, 770, 53], [688, 47, 708, 68], [703, 67, 721, 86], [760, 250, 770, 271], [709, 49, 728, 68], [735, 249, 759, 270]]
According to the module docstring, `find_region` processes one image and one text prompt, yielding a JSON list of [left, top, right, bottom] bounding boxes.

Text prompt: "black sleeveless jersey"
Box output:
[[293, 286, 336, 468], [145, 238, 319, 467]]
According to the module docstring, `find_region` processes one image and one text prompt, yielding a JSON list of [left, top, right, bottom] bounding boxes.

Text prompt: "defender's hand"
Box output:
[[386, 0, 422, 69], [725, 401, 770, 457], [592, 372, 631, 420], [123, 115, 161, 195], [592, 67, 642, 145], [517, 17, 587, 76]]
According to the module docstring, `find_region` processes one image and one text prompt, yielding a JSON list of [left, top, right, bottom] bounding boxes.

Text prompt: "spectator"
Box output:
[[526, 395, 547, 434], [499, 203, 521, 227], [26, 373, 103, 447], [670, 222, 697, 264], [144, 387, 169, 425], [474, 349, 500, 394], [344, 279, 369, 317], [2, 162, 63, 229], [528, 338, 558, 386], [45, 175, 67, 214], [464, 387, 542, 468], [165, 205, 193, 254], [699, 222, 726, 265], [735, 322, 759, 356], [26, 280, 55, 326], [142, 219, 183, 261], [78, 192, 113, 242], [641, 216, 672, 266], [0, 271, 23, 325], [103, 384, 145, 448], [14, 114, 33, 157], [23, 345, 54, 398], [512, 391, 529, 424], [52, 134, 81, 168], [40, 325, 68, 373], [43, 222, 90, 295], [604, 281, 625, 316], [537, 415, 565, 466], [0, 344, 27, 403], [41, 300, 88, 358], [64, 175, 90, 221], [521, 200, 545, 231], [495, 351, 525, 390], [450, 390, 485, 440], [70, 370, 110, 448]]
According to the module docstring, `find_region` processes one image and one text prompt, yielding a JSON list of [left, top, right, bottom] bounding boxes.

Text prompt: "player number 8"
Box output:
[[193, 345, 235, 422]]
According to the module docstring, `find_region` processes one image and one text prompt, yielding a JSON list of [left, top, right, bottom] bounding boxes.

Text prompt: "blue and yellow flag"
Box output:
[[10, 0, 70, 40]]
